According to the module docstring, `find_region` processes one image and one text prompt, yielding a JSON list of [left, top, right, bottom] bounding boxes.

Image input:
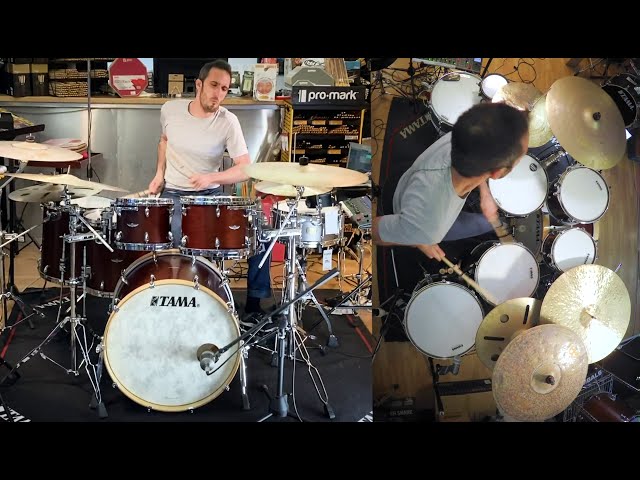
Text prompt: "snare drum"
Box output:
[[179, 196, 255, 259], [105, 250, 238, 412], [430, 72, 483, 132], [602, 73, 640, 128], [480, 74, 508, 101], [547, 166, 610, 224], [489, 154, 548, 216], [466, 242, 539, 306], [541, 227, 596, 273], [404, 280, 484, 359], [113, 197, 174, 251], [273, 200, 344, 249]]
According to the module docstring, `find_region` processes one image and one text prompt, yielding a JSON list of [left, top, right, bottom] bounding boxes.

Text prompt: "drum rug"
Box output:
[[0, 288, 373, 422]]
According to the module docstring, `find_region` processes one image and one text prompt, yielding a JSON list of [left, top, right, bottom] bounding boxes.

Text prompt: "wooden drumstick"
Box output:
[[441, 256, 500, 306], [490, 218, 514, 244], [123, 189, 151, 199]]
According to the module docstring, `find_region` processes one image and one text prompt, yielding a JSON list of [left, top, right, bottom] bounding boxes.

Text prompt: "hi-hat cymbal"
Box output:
[[0, 141, 83, 162], [8, 183, 103, 203], [244, 162, 368, 188], [255, 181, 331, 198], [528, 95, 554, 147], [540, 264, 631, 363], [476, 298, 541, 371], [546, 76, 626, 170], [5, 173, 128, 193], [492, 324, 588, 422], [492, 82, 542, 111]]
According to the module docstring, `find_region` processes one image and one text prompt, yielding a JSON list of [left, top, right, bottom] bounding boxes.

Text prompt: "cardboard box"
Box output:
[[253, 63, 278, 101], [168, 73, 184, 95]]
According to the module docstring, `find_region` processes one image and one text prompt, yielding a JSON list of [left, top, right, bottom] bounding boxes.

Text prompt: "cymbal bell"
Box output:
[[492, 82, 543, 111], [244, 162, 368, 188], [5, 173, 128, 193], [8, 183, 103, 203], [546, 76, 626, 170], [0, 141, 83, 162], [255, 181, 331, 198], [476, 298, 541, 371], [540, 264, 631, 363], [492, 324, 589, 422], [528, 95, 554, 147]]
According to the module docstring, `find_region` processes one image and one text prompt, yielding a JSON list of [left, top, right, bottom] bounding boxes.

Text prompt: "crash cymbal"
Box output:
[[540, 264, 631, 363], [5, 173, 128, 193], [255, 181, 331, 198], [492, 82, 542, 111], [528, 95, 554, 147], [493, 324, 588, 422], [8, 183, 103, 203], [0, 141, 83, 162], [546, 76, 626, 170], [244, 162, 368, 188], [476, 298, 541, 371]]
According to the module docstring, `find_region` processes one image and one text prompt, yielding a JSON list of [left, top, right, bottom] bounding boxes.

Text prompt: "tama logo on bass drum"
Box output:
[[150, 296, 198, 307]]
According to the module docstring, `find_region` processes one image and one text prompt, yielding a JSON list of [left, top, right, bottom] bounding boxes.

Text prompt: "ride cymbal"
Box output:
[[476, 298, 541, 371], [492, 324, 588, 422], [546, 76, 626, 170], [0, 141, 83, 162], [5, 173, 128, 192], [255, 181, 331, 198], [8, 183, 103, 203], [540, 264, 631, 363], [244, 162, 368, 188]]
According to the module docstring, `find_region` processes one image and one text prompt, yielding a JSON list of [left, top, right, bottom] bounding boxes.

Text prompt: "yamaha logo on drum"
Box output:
[[150, 296, 198, 307], [452, 344, 464, 352]]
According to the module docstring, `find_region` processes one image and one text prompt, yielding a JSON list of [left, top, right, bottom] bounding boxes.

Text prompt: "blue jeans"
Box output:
[[161, 187, 271, 299]]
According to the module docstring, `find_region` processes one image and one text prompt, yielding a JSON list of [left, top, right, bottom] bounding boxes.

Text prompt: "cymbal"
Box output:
[[540, 264, 631, 363], [492, 82, 542, 111], [492, 324, 589, 422], [528, 95, 554, 147], [244, 162, 368, 188], [0, 141, 83, 162], [546, 76, 626, 170], [255, 181, 331, 198], [5, 173, 128, 193], [476, 298, 541, 371], [8, 183, 103, 203]]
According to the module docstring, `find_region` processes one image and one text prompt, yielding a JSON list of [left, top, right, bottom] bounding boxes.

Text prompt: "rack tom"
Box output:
[[113, 198, 174, 251]]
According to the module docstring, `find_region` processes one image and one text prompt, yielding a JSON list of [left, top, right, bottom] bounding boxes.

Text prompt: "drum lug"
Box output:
[[100, 281, 105, 291], [221, 277, 230, 287], [216, 205, 221, 218], [181, 205, 187, 216], [215, 237, 220, 248], [226, 302, 234, 314], [115, 231, 122, 241], [245, 236, 250, 247], [181, 235, 188, 247], [120, 273, 129, 286], [225, 386, 230, 392], [189, 408, 194, 414], [145, 206, 150, 218], [112, 382, 117, 389], [144, 232, 150, 243], [149, 274, 156, 288], [168, 231, 174, 243], [193, 275, 200, 290]]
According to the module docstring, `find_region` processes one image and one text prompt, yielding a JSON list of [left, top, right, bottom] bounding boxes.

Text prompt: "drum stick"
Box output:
[[441, 256, 500, 306], [123, 189, 150, 199]]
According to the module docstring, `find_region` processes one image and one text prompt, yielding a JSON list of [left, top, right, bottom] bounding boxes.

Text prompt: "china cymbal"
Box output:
[[492, 324, 588, 422], [244, 162, 368, 188], [0, 141, 83, 162], [255, 181, 331, 198], [528, 95, 554, 147], [8, 183, 103, 203], [5, 173, 128, 192], [540, 264, 631, 363], [492, 82, 542, 111], [546, 76, 626, 170], [476, 298, 541, 371]]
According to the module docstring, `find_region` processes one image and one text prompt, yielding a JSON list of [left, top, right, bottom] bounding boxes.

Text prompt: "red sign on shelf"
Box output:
[[108, 58, 148, 97]]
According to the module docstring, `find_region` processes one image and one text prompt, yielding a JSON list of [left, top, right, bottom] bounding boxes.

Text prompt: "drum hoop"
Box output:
[[181, 195, 254, 207], [103, 279, 240, 412], [115, 198, 174, 206], [430, 71, 483, 125], [556, 167, 610, 223], [480, 73, 508, 97], [404, 281, 482, 359]]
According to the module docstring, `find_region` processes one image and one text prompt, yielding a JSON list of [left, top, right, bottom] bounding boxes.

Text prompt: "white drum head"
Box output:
[[71, 196, 113, 209], [476, 244, 539, 305], [481, 74, 508, 99], [552, 228, 596, 272], [104, 280, 240, 412], [489, 155, 548, 216], [405, 282, 483, 358], [431, 72, 483, 125], [559, 168, 609, 222]]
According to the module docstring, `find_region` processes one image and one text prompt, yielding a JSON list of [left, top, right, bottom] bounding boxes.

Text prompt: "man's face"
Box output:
[[196, 68, 230, 113]]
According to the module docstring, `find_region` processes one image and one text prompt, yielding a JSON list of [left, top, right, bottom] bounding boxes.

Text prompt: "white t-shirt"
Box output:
[[377, 133, 465, 245], [161, 99, 249, 191]]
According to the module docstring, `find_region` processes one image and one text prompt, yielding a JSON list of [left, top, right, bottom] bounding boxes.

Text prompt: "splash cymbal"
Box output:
[[492, 324, 588, 422], [8, 183, 102, 203], [546, 76, 626, 170], [244, 162, 368, 188], [540, 264, 631, 363], [476, 298, 541, 371], [528, 95, 554, 147], [5, 173, 128, 192], [493, 82, 542, 111], [0, 141, 83, 162], [255, 181, 331, 198]]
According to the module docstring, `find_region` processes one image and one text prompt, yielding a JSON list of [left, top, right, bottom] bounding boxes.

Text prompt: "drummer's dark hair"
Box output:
[[198, 60, 232, 82], [451, 102, 529, 177]]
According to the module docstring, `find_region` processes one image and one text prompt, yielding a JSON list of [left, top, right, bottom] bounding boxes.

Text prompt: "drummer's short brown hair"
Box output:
[[451, 102, 529, 177], [198, 60, 233, 82]]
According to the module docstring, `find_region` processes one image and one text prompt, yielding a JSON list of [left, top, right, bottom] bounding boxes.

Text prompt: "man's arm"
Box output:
[[373, 217, 445, 260], [190, 153, 250, 189], [478, 180, 513, 242], [148, 134, 167, 194]]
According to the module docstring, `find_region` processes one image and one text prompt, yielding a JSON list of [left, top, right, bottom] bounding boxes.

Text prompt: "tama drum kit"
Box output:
[[402, 73, 635, 421], [0, 141, 370, 421]]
